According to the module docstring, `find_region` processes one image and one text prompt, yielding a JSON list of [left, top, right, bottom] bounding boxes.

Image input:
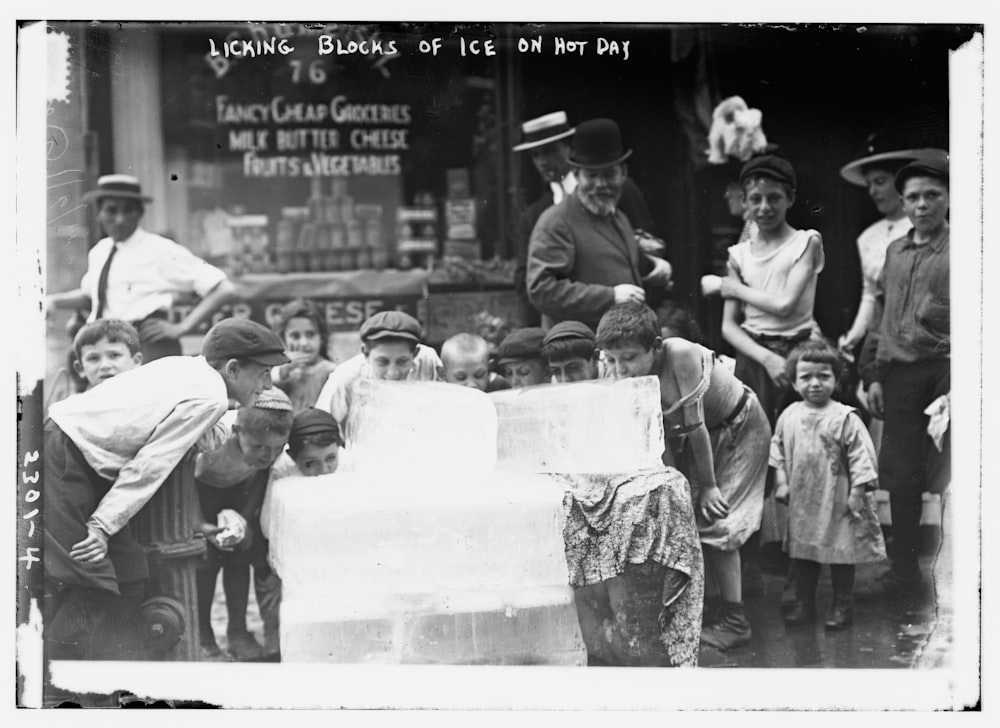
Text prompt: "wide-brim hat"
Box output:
[[840, 147, 949, 187], [512, 111, 576, 152], [81, 174, 153, 205], [568, 118, 632, 169]]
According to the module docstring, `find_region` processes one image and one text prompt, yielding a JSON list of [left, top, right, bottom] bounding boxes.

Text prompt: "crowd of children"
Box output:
[[43, 151, 949, 664]]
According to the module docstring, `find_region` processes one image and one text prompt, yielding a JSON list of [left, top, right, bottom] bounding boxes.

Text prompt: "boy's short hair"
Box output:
[[276, 298, 330, 359], [287, 408, 343, 458], [595, 302, 660, 351], [785, 341, 844, 382], [441, 333, 489, 362], [655, 302, 703, 343], [541, 322, 597, 363], [73, 319, 141, 358]]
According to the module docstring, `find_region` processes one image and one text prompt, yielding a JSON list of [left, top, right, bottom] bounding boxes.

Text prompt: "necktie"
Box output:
[[94, 243, 118, 319]]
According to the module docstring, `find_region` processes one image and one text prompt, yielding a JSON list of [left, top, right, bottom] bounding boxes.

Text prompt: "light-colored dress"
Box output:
[[856, 216, 913, 307], [662, 343, 771, 551], [274, 358, 337, 414], [769, 401, 886, 564]]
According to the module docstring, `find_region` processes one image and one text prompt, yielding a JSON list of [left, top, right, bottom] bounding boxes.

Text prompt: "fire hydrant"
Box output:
[[131, 453, 206, 660]]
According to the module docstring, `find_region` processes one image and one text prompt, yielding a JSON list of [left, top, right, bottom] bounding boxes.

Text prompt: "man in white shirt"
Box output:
[[46, 174, 236, 361]]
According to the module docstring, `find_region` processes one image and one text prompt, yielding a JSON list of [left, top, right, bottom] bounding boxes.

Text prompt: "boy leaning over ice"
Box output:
[[43, 318, 290, 661], [313, 311, 442, 445]]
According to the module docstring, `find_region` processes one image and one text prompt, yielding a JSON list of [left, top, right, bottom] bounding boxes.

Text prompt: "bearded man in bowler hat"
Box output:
[[526, 118, 673, 331], [512, 112, 662, 324], [46, 174, 237, 362]]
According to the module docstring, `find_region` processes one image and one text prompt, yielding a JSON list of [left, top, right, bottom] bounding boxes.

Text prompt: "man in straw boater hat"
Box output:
[[525, 118, 674, 331], [46, 174, 237, 362], [512, 112, 666, 326]]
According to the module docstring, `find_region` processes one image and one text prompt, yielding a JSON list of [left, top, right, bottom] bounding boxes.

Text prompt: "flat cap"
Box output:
[[202, 318, 290, 366], [291, 407, 343, 444], [542, 321, 596, 347], [496, 327, 546, 365], [894, 157, 949, 193], [740, 154, 797, 189], [359, 310, 423, 344]]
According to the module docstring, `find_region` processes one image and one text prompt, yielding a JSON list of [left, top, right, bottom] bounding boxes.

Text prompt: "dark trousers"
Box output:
[[880, 359, 950, 571], [133, 312, 182, 363], [44, 579, 147, 661], [195, 474, 267, 643], [792, 559, 855, 604]]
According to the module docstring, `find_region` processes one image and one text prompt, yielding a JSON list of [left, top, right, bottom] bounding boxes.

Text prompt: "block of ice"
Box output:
[[266, 469, 586, 664], [344, 380, 497, 482], [490, 375, 665, 473]]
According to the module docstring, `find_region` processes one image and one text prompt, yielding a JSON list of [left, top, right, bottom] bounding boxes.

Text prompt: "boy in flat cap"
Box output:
[[43, 317, 289, 661], [862, 157, 951, 596], [541, 321, 602, 383], [496, 327, 549, 388], [314, 310, 443, 445]]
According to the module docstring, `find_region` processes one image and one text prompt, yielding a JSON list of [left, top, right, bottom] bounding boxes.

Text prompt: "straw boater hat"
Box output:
[[839, 126, 949, 187], [512, 111, 576, 152], [81, 174, 154, 205]]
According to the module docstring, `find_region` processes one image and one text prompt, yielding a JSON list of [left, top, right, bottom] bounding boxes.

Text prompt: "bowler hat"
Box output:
[[568, 119, 632, 169], [496, 327, 546, 366], [542, 321, 595, 347], [202, 318, 290, 366], [894, 157, 949, 193], [512, 111, 575, 152], [359, 310, 423, 344], [740, 154, 797, 189], [82, 174, 153, 205]]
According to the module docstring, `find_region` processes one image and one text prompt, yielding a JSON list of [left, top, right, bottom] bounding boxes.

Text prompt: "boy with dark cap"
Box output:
[[43, 317, 290, 661], [541, 321, 602, 383], [314, 310, 443, 444], [496, 327, 549, 388], [862, 157, 950, 596]]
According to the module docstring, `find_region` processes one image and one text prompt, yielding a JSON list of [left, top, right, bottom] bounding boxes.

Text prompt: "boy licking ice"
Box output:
[[495, 327, 549, 388], [43, 317, 289, 661], [541, 321, 601, 383], [195, 387, 293, 660], [441, 333, 511, 392], [314, 311, 442, 444]]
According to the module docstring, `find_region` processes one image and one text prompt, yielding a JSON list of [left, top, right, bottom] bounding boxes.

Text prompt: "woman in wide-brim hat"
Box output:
[[837, 145, 948, 354]]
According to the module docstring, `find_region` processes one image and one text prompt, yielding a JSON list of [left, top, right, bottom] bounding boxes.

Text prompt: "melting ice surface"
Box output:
[[490, 375, 665, 473], [267, 376, 666, 664]]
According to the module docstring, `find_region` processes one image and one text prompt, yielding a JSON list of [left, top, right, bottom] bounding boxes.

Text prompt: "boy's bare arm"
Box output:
[[720, 234, 822, 317], [721, 299, 789, 388]]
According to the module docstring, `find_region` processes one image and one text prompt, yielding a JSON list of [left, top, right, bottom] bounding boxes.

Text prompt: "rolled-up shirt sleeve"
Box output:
[[86, 398, 228, 538]]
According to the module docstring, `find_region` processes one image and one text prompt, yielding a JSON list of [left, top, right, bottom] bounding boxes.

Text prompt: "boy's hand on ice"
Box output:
[[71, 527, 109, 563], [774, 481, 790, 506], [698, 486, 730, 522]]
